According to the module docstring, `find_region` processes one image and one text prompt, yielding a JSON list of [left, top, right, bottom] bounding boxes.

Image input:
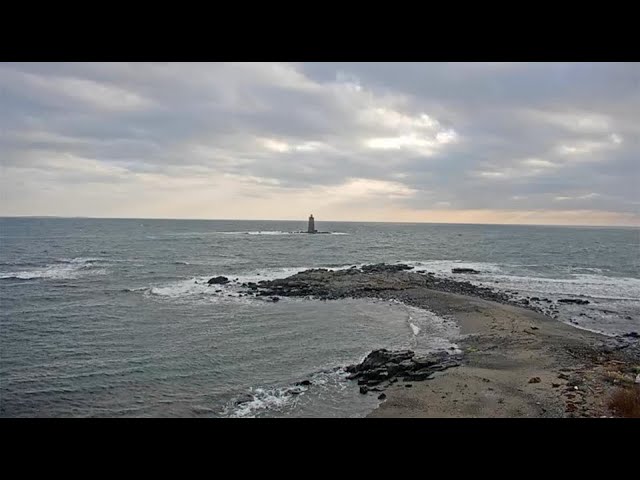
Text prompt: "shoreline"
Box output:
[[228, 263, 640, 418]]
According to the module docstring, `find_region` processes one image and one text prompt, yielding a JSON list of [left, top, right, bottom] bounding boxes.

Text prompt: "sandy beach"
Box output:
[[369, 289, 632, 417]]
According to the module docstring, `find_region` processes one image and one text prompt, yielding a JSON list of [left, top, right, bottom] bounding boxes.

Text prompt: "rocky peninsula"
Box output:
[[214, 263, 640, 418]]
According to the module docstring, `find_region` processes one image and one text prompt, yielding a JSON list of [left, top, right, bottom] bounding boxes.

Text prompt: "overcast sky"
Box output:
[[1, 62, 638, 225]]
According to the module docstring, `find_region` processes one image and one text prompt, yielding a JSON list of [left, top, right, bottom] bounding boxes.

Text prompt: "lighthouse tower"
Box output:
[[307, 214, 317, 233]]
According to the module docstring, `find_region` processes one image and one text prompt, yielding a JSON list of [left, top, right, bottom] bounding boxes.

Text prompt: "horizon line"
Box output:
[[1, 215, 638, 229]]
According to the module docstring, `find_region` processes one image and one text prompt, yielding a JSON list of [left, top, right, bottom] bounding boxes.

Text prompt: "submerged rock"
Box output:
[[360, 263, 413, 273], [452, 268, 480, 274], [558, 298, 590, 305]]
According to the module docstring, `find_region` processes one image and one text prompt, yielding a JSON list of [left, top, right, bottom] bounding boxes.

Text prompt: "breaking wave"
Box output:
[[224, 368, 350, 418], [0, 257, 107, 280]]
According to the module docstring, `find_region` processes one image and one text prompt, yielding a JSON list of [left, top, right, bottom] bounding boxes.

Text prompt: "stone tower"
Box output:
[[307, 214, 316, 233]]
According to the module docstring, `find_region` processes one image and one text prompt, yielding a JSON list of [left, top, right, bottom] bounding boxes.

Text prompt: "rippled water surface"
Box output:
[[1, 218, 638, 417]]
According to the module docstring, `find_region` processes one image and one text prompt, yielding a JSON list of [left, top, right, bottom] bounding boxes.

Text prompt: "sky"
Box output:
[[1, 62, 638, 226]]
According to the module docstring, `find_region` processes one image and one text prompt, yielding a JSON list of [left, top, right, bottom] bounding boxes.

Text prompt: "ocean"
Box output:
[[1, 218, 638, 417]]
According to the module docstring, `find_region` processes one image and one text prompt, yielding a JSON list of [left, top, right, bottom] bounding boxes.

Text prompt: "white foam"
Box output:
[[309, 367, 349, 389], [1, 258, 107, 280], [400, 303, 461, 353], [409, 322, 421, 336], [228, 385, 307, 418], [147, 277, 227, 298], [226, 367, 353, 417], [399, 258, 639, 337], [401, 259, 640, 302], [474, 272, 640, 301], [402, 259, 504, 276]]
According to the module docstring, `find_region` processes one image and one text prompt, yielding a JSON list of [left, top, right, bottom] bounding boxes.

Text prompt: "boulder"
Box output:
[[207, 276, 229, 285]]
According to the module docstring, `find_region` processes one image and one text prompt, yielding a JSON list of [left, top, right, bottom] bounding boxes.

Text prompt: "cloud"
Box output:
[[0, 62, 638, 225]]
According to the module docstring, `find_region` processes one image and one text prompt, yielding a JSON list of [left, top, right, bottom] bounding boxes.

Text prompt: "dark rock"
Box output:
[[349, 349, 414, 373], [360, 263, 413, 273], [528, 377, 541, 384], [378, 393, 387, 400], [623, 331, 639, 338], [359, 386, 369, 394], [207, 276, 229, 285], [270, 296, 280, 303], [215, 289, 222, 293], [567, 378, 583, 387], [530, 297, 540, 301], [405, 384, 413, 388], [235, 393, 254, 405], [296, 380, 312, 386], [557, 298, 590, 305], [452, 268, 480, 274], [347, 348, 460, 387]]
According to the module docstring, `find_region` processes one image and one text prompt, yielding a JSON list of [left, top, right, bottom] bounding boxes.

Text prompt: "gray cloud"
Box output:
[[0, 62, 638, 224]]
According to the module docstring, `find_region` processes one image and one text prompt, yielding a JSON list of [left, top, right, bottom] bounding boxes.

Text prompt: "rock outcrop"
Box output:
[[452, 268, 480, 274], [558, 298, 590, 305], [345, 349, 461, 391], [208, 276, 230, 285]]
